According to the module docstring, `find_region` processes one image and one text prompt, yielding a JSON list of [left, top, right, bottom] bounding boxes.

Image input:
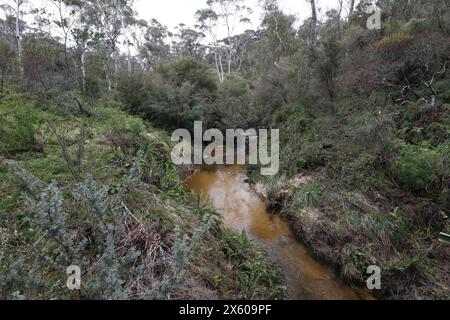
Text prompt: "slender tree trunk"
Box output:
[[107, 74, 112, 93], [15, 0, 24, 78], [214, 45, 224, 83], [112, 48, 119, 91], [214, 50, 221, 82], [348, 0, 355, 16], [113, 51, 119, 76], [104, 62, 112, 93], [55, 1, 69, 67], [337, 0, 343, 38], [218, 51, 224, 82], [81, 49, 86, 92], [126, 39, 132, 78], [119, 11, 132, 78], [308, 0, 318, 47], [1, 68, 5, 93]]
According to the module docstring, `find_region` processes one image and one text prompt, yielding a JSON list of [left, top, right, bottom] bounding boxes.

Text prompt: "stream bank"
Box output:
[[186, 165, 373, 300]]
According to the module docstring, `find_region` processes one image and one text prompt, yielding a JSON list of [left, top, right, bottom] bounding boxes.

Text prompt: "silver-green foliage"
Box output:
[[2, 151, 211, 300]]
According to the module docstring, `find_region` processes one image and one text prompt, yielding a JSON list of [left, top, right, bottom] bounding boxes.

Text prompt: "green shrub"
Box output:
[[220, 231, 286, 299], [215, 74, 253, 129], [2, 153, 213, 300], [392, 142, 446, 192], [402, 18, 432, 35], [272, 109, 288, 125], [437, 89, 450, 104], [437, 139, 450, 158], [99, 107, 146, 137], [0, 98, 39, 155], [119, 58, 218, 130]]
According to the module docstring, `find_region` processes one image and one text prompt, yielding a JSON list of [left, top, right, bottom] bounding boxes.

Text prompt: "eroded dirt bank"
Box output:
[[253, 172, 450, 300]]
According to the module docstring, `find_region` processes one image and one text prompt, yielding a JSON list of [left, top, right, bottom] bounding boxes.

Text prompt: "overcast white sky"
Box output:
[[1, 0, 345, 33], [0, 0, 349, 47], [135, 0, 345, 33]]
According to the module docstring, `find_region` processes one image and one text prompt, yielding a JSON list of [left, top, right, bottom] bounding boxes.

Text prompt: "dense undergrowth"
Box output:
[[1, 0, 449, 301], [241, 11, 450, 300], [0, 94, 286, 300], [251, 88, 449, 300]]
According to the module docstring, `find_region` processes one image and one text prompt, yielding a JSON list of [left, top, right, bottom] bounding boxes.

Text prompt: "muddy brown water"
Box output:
[[186, 165, 373, 300]]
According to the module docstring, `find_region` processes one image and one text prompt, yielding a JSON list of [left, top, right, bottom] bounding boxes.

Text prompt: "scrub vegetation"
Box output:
[[0, 0, 449, 300], [0, 95, 285, 299]]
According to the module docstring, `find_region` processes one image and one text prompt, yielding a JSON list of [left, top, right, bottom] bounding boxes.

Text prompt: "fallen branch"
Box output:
[[73, 96, 95, 117], [121, 201, 144, 226]]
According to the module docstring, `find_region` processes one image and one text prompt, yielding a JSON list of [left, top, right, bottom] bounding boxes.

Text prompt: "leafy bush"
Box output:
[[437, 89, 450, 104], [220, 231, 286, 299], [1, 150, 217, 300], [215, 74, 253, 129], [22, 36, 75, 101], [0, 98, 40, 155], [99, 107, 146, 138], [402, 18, 432, 35], [118, 58, 218, 130], [392, 142, 446, 192]]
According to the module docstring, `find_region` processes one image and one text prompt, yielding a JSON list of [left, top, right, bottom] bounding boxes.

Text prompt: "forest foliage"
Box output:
[[0, 0, 449, 299]]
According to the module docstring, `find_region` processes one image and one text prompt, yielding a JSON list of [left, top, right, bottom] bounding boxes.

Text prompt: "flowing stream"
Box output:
[[186, 165, 373, 300]]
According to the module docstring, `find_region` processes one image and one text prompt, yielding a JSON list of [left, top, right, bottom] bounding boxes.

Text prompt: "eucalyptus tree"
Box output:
[[127, 18, 149, 70], [137, 19, 171, 70], [196, 8, 223, 82], [229, 29, 256, 74], [259, 0, 297, 68], [83, 0, 123, 92], [47, 0, 83, 65], [0, 11, 19, 47], [0, 0, 27, 77], [173, 23, 206, 59], [113, 0, 137, 78], [347, 0, 355, 16], [14, 0, 25, 77], [71, 0, 94, 92], [0, 37, 14, 92], [196, 0, 252, 82], [306, 0, 318, 47]]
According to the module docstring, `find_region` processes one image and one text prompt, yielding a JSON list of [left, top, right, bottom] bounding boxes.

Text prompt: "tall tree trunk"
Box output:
[[119, 11, 132, 78], [81, 49, 86, 92], [337, 0, 343, 38], [104, 62, 112, 93], [126, 39, 132, 78], [214, 50, 221, 82], [348, 0, 355, 16], [112, 48, 119, 91], [107, 74, 112, 93], [218, 52, 224, 82], [214, 46, 224, 83], [15, 0, 24, 78], [307, 0, 318, 47], [1, 68, 5, 93]]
